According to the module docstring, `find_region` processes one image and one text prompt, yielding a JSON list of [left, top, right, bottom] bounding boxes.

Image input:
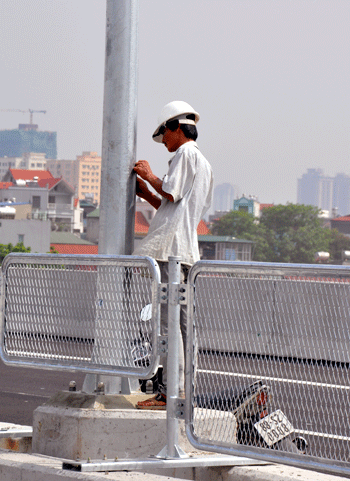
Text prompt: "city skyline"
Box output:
[[2, 137, 350, 214], [1, 1, 349, 206], [297, 168, 350, 217]]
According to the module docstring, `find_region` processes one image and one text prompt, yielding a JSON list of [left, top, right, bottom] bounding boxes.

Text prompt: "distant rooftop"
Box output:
[[50, 232, 96, 245]]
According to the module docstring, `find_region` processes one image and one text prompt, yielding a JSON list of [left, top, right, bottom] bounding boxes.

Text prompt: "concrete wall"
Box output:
[[0, 219, 50, 252]]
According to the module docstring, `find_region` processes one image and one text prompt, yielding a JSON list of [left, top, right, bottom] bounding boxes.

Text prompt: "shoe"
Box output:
[[136, 393, 166, 410]]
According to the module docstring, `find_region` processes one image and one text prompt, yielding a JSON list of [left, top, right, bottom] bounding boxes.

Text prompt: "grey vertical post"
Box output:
[[158, 256, 187, 458], [99, 0, 138, 255], [82, 0, 139, 395]]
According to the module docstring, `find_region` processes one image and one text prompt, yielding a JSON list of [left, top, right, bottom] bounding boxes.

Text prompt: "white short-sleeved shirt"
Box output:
[[133, 141, 213, 264]]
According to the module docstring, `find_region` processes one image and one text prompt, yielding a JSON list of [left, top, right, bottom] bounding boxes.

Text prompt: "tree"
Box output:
[[326, 228, 350, 263], [0, 242, 31, 264], [259, 204, 329, 263], [211, 210, 258, 237], [211, 204, 331, 263]]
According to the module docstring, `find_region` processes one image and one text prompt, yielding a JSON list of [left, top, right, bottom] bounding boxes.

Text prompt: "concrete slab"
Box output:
[[1, 449, 350, 481], [222, 464, 350, 481]]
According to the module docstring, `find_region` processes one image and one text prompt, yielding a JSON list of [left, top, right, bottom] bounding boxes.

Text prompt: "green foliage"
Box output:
[[0, 242, 31, 264], [211, 204, 334, 263], [211, 210, 257, 237], [259, 204, 329, 263], [326, 228, 350, 262]]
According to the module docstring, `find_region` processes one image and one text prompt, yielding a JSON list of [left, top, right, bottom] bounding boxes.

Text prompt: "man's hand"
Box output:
[[134, 159, 174, 204], [134, 160, 154, 182]]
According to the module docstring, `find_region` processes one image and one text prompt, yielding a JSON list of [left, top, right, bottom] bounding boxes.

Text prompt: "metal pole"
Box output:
[[157, 256, 187, 458], [99, 0, 138, 255], [82, 0, 139, 395]]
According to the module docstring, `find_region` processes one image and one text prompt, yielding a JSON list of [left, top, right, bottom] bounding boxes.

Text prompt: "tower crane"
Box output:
[[0, 109, 47, 125]]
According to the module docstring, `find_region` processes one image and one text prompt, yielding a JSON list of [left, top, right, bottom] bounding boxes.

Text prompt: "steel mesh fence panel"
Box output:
[[186, 261, 350, 476], [0, 254, 160, 378]]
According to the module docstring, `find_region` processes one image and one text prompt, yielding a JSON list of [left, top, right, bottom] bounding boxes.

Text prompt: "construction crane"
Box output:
[[0, 109, 46, 125]]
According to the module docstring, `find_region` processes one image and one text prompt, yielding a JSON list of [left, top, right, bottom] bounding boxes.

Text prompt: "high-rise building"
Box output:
[[319, 176, 334, 212], [213, 183, 235, 213], [297, 169, 350, 216], [297, 169, 333, 213], [297, 168, 323, 207], [0, 124, 57, 159], [333, 174, 350, 217]]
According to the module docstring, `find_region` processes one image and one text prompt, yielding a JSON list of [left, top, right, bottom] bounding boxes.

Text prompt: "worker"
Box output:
[[133, 100, 213, 409]]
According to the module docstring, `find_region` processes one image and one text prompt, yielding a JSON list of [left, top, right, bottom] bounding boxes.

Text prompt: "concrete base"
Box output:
[[32, 391, 194, 461]]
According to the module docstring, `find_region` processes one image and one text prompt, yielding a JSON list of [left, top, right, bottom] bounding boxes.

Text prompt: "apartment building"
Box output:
[[47, 151, 101, 204], [0, 152, 47, 179], [76, 152, 101, 204]]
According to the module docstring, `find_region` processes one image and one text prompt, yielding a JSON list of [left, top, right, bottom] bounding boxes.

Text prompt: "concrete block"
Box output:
[[32, 391, 194, 461]]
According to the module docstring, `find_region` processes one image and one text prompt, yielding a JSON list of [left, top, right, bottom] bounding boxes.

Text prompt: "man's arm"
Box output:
[[134, 160, 174, 203], [136, 177, 161, 210]]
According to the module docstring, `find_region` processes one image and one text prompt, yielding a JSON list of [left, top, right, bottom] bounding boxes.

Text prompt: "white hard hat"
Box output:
[[152, 100, 200, 143]]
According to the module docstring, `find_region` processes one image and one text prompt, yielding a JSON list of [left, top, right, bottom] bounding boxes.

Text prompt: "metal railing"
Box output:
[[0, 253, 161, 379], [185, 261, 350, 477], [3, 255, 350, 476]]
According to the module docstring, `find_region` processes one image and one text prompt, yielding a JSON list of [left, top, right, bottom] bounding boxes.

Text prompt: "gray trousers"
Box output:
[[158, 261, 189, 397]]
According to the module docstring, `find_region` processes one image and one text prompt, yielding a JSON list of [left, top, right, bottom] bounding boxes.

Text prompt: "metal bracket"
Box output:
[[176, 398, 185, 419], [157, 335, 168, 354], [178, 284, 187, 305], [159, 283, 189, 305], [159, 283, 168, 303]]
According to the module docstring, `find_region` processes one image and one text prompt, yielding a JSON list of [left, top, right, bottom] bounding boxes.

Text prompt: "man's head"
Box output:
[[152, 101, 200, 147]]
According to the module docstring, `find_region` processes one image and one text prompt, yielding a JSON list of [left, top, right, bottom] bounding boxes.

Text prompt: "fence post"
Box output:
[[158, 256, 187, 458]]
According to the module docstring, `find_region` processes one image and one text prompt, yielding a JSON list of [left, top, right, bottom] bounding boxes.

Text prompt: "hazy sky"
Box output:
[[1, 0, 349, 205]]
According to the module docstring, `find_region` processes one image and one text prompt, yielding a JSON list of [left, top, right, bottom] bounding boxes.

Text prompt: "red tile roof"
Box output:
[[135, 211, 150, 234], [9, 169, 54, 181], [50, 244, 99, 255], [197, 219, 210, 235], [37, 178, 61, 189], [260, 203, 274, 211], [332, 215, 350, 222]]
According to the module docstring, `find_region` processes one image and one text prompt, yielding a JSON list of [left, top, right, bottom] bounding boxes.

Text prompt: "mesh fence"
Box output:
[[0, 254, 160, 378], [187, 261, 350, 469]]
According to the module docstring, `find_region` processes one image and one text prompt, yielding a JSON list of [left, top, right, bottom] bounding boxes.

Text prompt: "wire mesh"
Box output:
[[0, 254, 160, 378], [186, 261, 350, 472]]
